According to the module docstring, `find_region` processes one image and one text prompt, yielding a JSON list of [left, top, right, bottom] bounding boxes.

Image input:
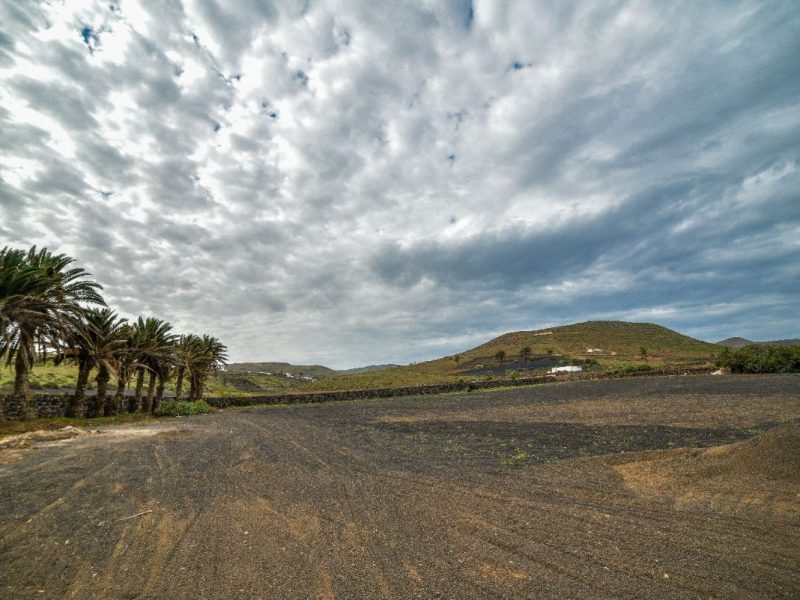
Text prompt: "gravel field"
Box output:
[[1, 374, 798, 599]]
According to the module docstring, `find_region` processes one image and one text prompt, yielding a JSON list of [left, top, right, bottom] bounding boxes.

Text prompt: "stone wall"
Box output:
[[0, 366, 714, 420], [0, 394, 72, 420], [202, 366, 714, 409]]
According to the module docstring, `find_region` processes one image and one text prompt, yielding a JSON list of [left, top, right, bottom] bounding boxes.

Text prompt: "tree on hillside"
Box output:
[[0, 247, 104, 417], [639, 346, 648, 362], [495, 350, 505, 364], [520, 346, 532, 362]]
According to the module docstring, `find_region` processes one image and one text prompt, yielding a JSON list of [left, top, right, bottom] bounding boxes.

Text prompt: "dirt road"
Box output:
[[1, 375, 799, 599]]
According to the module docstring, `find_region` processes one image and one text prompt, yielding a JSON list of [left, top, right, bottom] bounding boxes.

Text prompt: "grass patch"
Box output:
[[501, 450, 530, 466], [154, 400, 212, 417]]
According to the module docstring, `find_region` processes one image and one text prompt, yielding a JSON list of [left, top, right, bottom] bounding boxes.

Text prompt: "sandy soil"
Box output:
[[0, 374, 798, 599]]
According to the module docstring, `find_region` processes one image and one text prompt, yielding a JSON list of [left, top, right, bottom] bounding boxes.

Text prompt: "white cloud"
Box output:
[[1, 0, 798, 367]]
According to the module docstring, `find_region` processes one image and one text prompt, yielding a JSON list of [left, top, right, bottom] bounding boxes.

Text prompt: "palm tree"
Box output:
[[129, 317, 175, 414], [174, 334, 202, 400], [64, 309, 129, 417], [0, 247, 104, 418], [153, 341, 177, 412], [110, 325, 138, 414], [520, 346, 532, 362], [62, 324, 95, 418], [495, 350, 506, 364], [188, 335, 228, 400]]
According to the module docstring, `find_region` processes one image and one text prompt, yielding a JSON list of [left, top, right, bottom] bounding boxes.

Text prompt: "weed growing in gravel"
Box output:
[[501, 451, 530, 466]]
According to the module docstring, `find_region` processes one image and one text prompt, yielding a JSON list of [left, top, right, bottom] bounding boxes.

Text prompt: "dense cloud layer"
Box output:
[[1, 1, 798, 367]]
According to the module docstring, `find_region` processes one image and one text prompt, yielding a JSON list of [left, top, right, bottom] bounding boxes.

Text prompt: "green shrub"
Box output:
[[717, 345, 800, 373], [155, 400, 212, 417], [508, 370, 519, 380]]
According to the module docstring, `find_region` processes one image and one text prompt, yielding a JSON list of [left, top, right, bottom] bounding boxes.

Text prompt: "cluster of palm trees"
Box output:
[[1, 246, 227, 419]]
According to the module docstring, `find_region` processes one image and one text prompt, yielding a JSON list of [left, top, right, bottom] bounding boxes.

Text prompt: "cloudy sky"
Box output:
[[1, 1, 798, 368]]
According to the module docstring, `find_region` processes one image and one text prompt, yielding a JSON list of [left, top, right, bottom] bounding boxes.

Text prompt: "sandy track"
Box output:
[[1, 374, 798, 599]]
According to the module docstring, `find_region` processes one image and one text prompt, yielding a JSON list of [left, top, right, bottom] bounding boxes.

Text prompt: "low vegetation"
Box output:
[[717, 344, 800, 373], [154, 400, 212, 417]]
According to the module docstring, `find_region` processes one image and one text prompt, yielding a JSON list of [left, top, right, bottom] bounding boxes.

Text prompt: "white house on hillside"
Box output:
[[549, 366, 583, 374]]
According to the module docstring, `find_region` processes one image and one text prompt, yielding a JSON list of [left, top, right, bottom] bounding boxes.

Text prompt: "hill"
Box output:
[[224, 362, 336, 380], [338, 364, 402, 375], [461, 321, 717, 362], [297, 321, 719, 392], [716, 337, 755, 348]]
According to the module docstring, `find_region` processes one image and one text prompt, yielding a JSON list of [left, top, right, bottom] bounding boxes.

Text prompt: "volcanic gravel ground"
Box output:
[[1, 374, 799, 599]]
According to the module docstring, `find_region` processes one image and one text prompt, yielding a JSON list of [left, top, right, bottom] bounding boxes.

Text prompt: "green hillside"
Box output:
[[297, 321, 719, 392], [465, 321, 718, 362]]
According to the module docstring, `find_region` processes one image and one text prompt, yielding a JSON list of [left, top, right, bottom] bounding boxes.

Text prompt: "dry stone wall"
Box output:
[[0, 395, 72, 420], [0, 366, 714, 420]]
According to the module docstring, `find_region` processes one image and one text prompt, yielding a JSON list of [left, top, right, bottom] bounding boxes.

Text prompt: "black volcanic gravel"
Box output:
[[1, 374, 798, 599]]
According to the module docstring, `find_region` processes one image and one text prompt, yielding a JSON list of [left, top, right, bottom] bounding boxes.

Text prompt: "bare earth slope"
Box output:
[[1, 375, 798, 599]]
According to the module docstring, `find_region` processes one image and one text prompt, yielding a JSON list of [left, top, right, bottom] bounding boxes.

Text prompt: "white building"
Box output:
[[549, 366, 583, 374]]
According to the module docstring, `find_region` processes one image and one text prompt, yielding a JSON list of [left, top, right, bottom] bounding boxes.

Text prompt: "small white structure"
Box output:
[[549, 366, 583, 374]]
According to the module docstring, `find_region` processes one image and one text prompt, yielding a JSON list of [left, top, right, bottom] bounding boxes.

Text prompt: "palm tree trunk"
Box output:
[[144, 370, 157, 413], [133, 367, 145, 412], [97, 366, 112, 417], [189, 372, 197, 401], [67, 358, 91, 418], [13, 346, 31, 398], [12, 343, 33, 419], [153, 375, 165, 414], [114, 374, 127, 415], [175, 367, 185, 400]]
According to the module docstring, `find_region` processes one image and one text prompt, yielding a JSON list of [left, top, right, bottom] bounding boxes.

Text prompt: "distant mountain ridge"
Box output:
[[225, 362, 402, 378], [225, 362, 336, 379], [717, 337, 800, 348], [716, 337, 754, 348], [338, 364, 402, 375]]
